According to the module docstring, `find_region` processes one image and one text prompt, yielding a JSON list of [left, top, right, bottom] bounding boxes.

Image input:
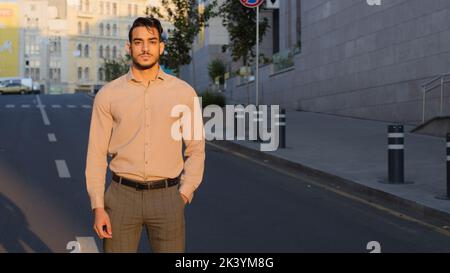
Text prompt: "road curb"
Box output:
[[208, 139, 450, 227]]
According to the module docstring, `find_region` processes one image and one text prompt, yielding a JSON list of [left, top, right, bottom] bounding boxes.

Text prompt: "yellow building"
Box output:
[[65, 0, 149, 93], [0, 2, 20, 78], [2, 0, 170, 93]]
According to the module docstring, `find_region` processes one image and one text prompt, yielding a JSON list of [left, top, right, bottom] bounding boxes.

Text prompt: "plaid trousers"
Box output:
[[103, 180, 186, 253]]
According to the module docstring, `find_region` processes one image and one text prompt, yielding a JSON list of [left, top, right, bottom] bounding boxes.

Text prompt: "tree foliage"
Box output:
[[146, 0, 217, 74]]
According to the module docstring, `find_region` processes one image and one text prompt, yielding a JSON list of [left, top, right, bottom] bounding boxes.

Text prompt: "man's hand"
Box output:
[[180, 193, 189, 205], [93, 208, 112, 239]]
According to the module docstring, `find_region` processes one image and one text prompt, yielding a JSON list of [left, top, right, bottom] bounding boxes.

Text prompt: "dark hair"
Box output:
[[128, 16, 164, 42]]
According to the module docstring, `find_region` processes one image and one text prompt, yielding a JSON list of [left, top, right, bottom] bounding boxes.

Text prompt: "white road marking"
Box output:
[[55, 160, 70, 178], [67, 105, 76, 108], [76, 237, 99, 253], [81, 105, 92, 109], [51, 105, 61, 108], [21, 104, 30, 108], [48, 133, 57, 142], [5, 104, 15, 108], [36, 95, 50, 125]]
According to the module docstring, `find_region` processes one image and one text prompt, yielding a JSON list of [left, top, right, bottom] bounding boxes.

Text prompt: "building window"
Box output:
[[78, 22, 82, 34], [84, 67, 90, 81], [99, 45, 104, 58], [99, 23, 104, 36], [78, 67, 82, 80], [84, 22, 89, 35], [134, 4, 138, 16], [85, 0, 90, 12], [128, 4, 131, 17], [105, 46, 110, 59], [98, 68, 104, 81], [77, 44, 82, 57], [113, 24, 117, 36], [106, 2, 110, 15], [113, 3, 117, 15], [100, 1, 104, 14], [106, 24, 111, 36], [112, 46, 117, 59], [84, 45, 89, 57]]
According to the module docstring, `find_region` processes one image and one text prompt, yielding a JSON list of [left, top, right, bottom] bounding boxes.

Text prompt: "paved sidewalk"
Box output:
[[208, 110, 450, 224]]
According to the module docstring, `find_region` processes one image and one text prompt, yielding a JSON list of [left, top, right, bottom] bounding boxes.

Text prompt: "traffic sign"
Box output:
[[240, 0, 265, 8]]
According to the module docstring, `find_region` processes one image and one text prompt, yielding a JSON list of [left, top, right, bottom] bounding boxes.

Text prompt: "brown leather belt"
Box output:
[[112, 172, 180, 190]]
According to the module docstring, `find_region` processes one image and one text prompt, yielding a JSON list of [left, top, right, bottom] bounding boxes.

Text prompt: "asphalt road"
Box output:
[[0, 93, 449, 253]]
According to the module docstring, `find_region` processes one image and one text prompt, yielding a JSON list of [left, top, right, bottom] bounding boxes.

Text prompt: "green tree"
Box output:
[[102, 54, 131, 82], [213, 1, 269, 66], [146, 1, 217, 74], [207, 58, 226, 85]]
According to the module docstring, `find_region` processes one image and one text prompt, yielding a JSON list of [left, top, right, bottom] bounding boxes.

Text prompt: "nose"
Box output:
[[142, 42, 150, 52]]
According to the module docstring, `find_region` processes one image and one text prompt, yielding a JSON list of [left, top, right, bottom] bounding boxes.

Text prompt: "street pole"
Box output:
[[255, 5, 260, 141], [256, 5, 259, 107]]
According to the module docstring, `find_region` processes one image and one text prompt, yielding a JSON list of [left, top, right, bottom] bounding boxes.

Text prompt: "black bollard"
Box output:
[[436, 133, 450, 200], [447, 133, 450, 198], [278, 108, 286, 149], [388, 125, 404, 184]]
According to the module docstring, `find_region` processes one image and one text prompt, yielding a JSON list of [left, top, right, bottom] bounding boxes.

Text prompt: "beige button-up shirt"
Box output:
[[85, 67, 205, 209]]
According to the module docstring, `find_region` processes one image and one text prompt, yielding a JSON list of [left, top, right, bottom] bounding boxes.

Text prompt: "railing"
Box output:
[[421, 73, 450, 123]]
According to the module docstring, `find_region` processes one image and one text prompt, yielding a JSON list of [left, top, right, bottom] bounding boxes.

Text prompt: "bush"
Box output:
[[200, 90, 226, 108]]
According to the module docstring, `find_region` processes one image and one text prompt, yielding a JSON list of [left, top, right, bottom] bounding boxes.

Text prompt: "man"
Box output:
[[85, 17, 205, 253]]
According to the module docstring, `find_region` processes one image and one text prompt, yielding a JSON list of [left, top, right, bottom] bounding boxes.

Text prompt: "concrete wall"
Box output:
[[225, 0, 450, 125]]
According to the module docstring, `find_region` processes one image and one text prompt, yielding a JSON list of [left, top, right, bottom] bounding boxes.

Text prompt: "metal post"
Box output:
[[440, 77, 444, 116], [447, 133, 450, 197], [255, 6, 260, 142], [256, 5, 259, 107], [278, 108, 286, 149], [436, 133, 450, 200], [388, 125, 404, 184], [422, 90, 426, 123]]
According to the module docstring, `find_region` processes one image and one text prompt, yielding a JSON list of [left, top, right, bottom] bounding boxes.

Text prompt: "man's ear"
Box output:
[[125, 42, 131, 55], [159, 41, 165, 56]]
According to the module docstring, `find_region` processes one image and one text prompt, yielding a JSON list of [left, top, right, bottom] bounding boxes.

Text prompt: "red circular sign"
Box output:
[[240, 0, 265, 8]]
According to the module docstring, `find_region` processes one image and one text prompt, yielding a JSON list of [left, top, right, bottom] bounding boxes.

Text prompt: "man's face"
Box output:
[[127, 26, 164, 70]]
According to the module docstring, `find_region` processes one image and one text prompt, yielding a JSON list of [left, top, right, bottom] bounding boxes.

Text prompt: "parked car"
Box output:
[[0, 81, 31, 95], [0, 78, 33, 95]]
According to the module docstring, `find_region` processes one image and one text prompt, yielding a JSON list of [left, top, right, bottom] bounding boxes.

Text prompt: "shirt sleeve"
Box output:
[[178, 85, 206, 204], [85, 89, 113, 210]]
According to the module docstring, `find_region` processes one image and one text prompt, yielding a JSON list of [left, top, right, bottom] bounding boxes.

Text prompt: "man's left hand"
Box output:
[[180, 193, 189, 205]]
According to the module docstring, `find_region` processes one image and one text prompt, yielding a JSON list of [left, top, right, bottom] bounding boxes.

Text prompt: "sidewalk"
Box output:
[[208, 110, 450, 225]]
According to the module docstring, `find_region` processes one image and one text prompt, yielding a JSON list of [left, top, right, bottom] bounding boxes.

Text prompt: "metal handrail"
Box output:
[[422, 73, 450, 123]]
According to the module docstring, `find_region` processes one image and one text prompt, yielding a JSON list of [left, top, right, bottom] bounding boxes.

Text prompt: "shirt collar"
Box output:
[[126, 65, 168, 83]]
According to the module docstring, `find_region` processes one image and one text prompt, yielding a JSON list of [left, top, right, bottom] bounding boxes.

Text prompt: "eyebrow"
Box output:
[[132, 37, 159, 41]]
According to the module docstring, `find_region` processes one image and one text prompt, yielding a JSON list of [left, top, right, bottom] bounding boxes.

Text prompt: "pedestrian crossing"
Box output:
[[1, 104, 92, 109]]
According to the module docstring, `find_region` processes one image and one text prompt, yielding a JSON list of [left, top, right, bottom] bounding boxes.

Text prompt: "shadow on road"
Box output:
[[0, 193, 52, 253]]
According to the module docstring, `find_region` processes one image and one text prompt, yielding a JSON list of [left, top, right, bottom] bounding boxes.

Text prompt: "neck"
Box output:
[[131, 63, 160, 83]]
